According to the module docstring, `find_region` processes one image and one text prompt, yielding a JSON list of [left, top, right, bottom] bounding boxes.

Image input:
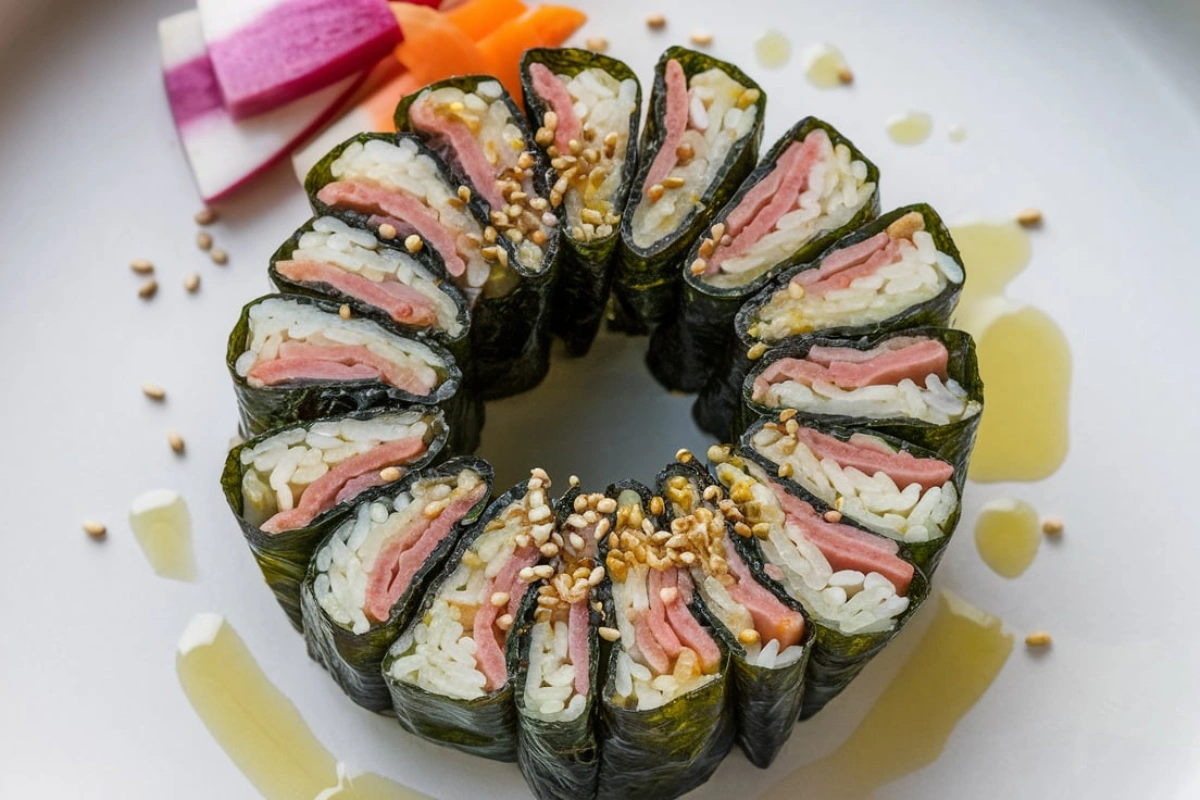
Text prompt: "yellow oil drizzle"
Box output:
[[800, 43, 847, 87], [763, 591, 1012, 799], [974, 497, 1041, 578], [755, 30, 792, 69], [176, 613, 427, 800], [885, 111, 932, 145], [129, 489, 196, 581], [948, 124, 968, 143], [950, 221, 1071, 482]]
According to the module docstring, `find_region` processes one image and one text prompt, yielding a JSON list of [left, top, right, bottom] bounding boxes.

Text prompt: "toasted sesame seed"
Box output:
[[823, 510, 842, 523], [404, 235, 423, 253], [379, 467, 402, 482], [569, 475, 580, 487], [167, 429, 185, 454], [596, 497, 617, 515], [1042, 517, 1064, 536], [490, 592, 510, 607], [83, 520, 107, 538], [377, 223, 398, 240], [533, 564, 555, 579], [196, 231, 213, 251], [497, 614, 514, 630], [646, 12, 666, 29], [676, 142, 694, 162], [569, 532, 586, 551], [130, 258, 154, 275], [598, 626, 621, 642], [690, 29, 713, 46], [519, 567, 536, 582], [690, 258, 707, 276], [142, 382, 166, 401], [787, 281, 806, 300], [661, 176, 686, 189], [457, 185, 472, 203], [837, 66, 854, 85], [1025, 631, 1052, 648], [647, 184, 665, 202], [209, 248, 228, 266], [338, 304, 351, 320], [539, 542, 560, 557], [734, 522, 752, 538], [138, 278, 159, 299], [778, 408, 798, 422], [675, 448, 694, 464], [659, 586, 679, 604], [776, 462, 793, 478], [535, 127, 555, 146], [649, 496, 665, 516], [585, 37, 609, 52], [183, 272, 201, 293], [747, 342, 768, 360], [194, 207, 217, 225], [698, 238, 715, 259], [737, 629, 760, 646], [1017, 207, 1043, 227]]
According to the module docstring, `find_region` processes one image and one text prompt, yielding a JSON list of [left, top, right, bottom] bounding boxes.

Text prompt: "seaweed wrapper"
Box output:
[[612, 47, 766, 334], [300, 457, 495, 713], [648, 117, 881, 392], [305, 131, 557, 400], [655, 460, 811, 769], [739, 416, 966, 576], [220, 407, 449, 631], [519, 48, 642, 357], [595, 480, 735, 800], [225, 293, 475, 452], [736, 326, 984, 468], [694, 203, 965, 440], [513, 486, 606, 800], [718, 453, 931, 719], [381, 480, 542, 762]]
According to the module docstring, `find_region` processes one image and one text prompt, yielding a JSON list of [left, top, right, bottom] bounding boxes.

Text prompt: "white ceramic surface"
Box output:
[[2, 0, 1198, 797]]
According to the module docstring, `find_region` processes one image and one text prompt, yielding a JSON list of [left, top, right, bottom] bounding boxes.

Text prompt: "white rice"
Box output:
[[328, 138, 492, 291], [288, 216, 464, 338], [233, 296, 443, 392], [314, 469, 485, 633], [754, 230, 961, 341], [755, 370, 980, 426], [238, 411, 430, 529], [523, 619, 587, 721], [412, 82, 552, 272], [715, 462, 909, 635], [705, 133, 875, 288], [630, 67, 760, 248], [750, 427, 957, 544]]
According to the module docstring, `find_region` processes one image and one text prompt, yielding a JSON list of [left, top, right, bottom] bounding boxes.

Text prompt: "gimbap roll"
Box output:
[[742, 415, 963, 572], [596, 482, 734, 800], [613, 47, 766, 333], [300, 457, 493, 712], [648, 118, 879, 392], [520, 48, 642, 356], [305, 133, 546, 399], [513, 487, 611, 800], [226, 294, 477, 453], [396, 77, 562, 396], [382, 470, 555, 762], [695, 203, 966, 440], [269, 216, 471, 365], [711, 453, 928, 718], [219, 407, 447, 629], [740, 328, 983, 464], [656, 461, 811, 769]]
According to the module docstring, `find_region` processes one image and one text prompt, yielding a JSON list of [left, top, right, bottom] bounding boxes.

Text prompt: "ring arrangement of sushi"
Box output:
[[220, 46, 983, 800]]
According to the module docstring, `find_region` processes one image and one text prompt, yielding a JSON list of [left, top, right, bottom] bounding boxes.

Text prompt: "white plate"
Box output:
[[2, 0, 1199, 797]]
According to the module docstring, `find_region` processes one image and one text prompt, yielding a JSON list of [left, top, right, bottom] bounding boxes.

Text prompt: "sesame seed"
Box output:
[[823, 510, 842, 523], [518, 152, 536, 170], [747, 342, 768, 360], [690, 29, 713, 46], [690, 259, 707, 276], [837, 66, 854, 85], [183, 272, 200, 293], [209, 248, 228, 266], [596, 497, 617, 515], [659, 586, 679, 604], [142, 382, 166, 401], [130, 258, 154, 275], [535, 127, 554, 146], [544, 110, 559, 130], [598, 626, 621, 642], [1017, 207, 1043, 227], [698, 238, 715, 259], [167, 429, 185, 454], [585, 37, 608, 53], [1025, 631, 1052, 648], [405, 235, 423, 253], [1042, 517, 1064, 536], [196, 231, 213, 251], [675, 449, 693, 464], [662, 176, 685, 189], [588, 566, 606, 586], [378, 223, 398, 240], [457, 185, 472, 202], [379, 467, 402, 482], [497, 614, 514, 630], [787, 281, 806, 300], [569, 532, 586, 551], [778, 408, 798, 422], [533, 564, 555, 579], [706, 445, 729, 464], [737, 629, 760, 646], [649, 496, 665, 516], [490, 592, 510, 607], [646, 12, 666, 29], [539, 542, 560, 557], [573, 495, 589, 513], [338, 304, 351, 320], [751, 522, 771, 538], [138, 279, 159, 299], [542, 212, 559, 227], [676, 142, 694, 162], [83, 520, 107, 538], [519, 567, 536, 581], [776, 462, 793, 478], [194, 208, 217, 225], [647, 184, 665, 202], [569, 475, 580, 487]]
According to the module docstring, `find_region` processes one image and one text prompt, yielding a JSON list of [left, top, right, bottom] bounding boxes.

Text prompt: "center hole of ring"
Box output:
[[477, 328, 712, 490]]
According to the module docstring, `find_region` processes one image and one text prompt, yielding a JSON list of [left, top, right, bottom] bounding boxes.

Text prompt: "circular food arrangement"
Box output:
[[221, 45, 981, 800]]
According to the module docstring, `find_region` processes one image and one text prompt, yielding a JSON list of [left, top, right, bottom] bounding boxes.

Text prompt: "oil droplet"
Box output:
[[755, 30, 792, 69], [948, 124, 967, 143], [129, 489, 196, 581], [763, 591, 1012, 798], [801, 43, 848, 87], [177, 614, 427, 800], [950, 221, 1071, 482], [974, 497, 1041, 577], [886, 111, 932, 145]]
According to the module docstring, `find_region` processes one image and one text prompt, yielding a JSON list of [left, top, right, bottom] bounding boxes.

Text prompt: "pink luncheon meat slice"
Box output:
[[159, 11, 363, 202], [196, 0, 400, 119]]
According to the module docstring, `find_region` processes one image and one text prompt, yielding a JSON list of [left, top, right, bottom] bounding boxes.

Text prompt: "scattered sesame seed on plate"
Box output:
[[138, 278, 159, 299], [209, 248, 228, 266], [690, 30, 713, 46], [183, 272, 200, 293], [1025, 631, 1052, 648], [83, 520, 107, 538], [338, 304, 351, 320], [585, 37, 609, 53], [1042, 517, 1064, 536], [196, 231, 213, 251], [142, 382, 166, 400], [194, 208, 218, 225], [646, 13, 666, 29], [167, 429, 185, 454], [130, 258, 154, 275], [1017, 207, 1043, 227]]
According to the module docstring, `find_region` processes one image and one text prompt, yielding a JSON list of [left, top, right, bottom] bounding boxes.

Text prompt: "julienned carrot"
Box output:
[[477, 5, 587, 101], [446, 0, 528, 42], [391, 3, 489, 85]]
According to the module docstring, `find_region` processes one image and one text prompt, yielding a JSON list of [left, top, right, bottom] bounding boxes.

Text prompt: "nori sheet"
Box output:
[[299, 457, 494, 713], [225, 293, 477, 453], [735, 326, 984, 469], [595, 480, 735, 800], [694, 202, 966, 440], [654, 460, 812, 769], [612, 46, 766, 334], [738, 415, 966, 576], [219, 407, 448, 631], [520, 48, 643, 357], [381, 480, 543, 762], [647, 117, 881, 392]]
